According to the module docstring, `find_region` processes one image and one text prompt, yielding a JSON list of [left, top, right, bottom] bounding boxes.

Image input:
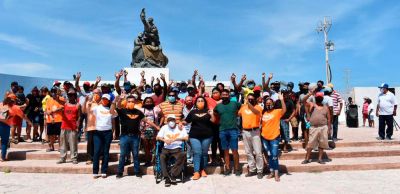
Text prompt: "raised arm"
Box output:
[[93, 76, 101, 90], [261, 73, 266, 91], [115, 70, 123, 95], [160, 73, 167, 96], [75, 72, 82, 93], [263, 73, 273, 93], [192, 70, 198, 90], [279, 93, 287, 115]]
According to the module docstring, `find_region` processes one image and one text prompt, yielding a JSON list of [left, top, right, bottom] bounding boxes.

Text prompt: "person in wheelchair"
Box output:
[[156, 114, 188, 187]]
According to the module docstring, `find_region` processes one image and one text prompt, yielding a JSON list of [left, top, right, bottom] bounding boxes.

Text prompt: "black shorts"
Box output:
[[47, 122, 62, 136], [28, 113, 43, 125]]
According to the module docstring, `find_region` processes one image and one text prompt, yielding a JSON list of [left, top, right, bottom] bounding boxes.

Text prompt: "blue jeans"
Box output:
[[219, 128, 239, 150], [280, 120, 290, 142], [118, 134, 140, 174], [93, 130, 113, 174], [0, 123, 10, 160], [190, 137, 213, 172], [262, 137, 280, 171]]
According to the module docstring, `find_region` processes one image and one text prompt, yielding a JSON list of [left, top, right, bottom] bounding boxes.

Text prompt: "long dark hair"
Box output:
[[262, 97, 274, 114], [195, 96, 209, 111]]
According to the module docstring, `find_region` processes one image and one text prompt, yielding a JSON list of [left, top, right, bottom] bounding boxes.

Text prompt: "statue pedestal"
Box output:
[[124, 68, 170, 85]]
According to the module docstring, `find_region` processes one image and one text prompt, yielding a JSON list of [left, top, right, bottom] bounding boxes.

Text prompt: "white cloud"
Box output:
[[0, 33, 48, 56], [0, 62, 67, 78]]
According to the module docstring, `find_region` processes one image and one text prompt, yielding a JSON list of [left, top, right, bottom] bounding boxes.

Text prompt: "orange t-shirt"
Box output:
[[5, 104, 25, 126], [121, 99, 142, 109], [46, 98, 64, 123], [261, 109, 284, 140], [238, 105, 262, 129]]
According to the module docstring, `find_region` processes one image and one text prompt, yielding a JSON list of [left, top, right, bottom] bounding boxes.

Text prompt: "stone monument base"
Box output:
[[124, 68, 169, 86]]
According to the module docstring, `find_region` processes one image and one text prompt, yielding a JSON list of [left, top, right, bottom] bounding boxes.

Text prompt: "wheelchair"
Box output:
[[153, 141, 187, 184]]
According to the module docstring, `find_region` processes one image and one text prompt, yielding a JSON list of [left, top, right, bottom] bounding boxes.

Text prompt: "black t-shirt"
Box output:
[[282, 99, 295, 119], [185, 109, 213, 139], [117, 108, 145, 135], [26, 94, 43, 114]]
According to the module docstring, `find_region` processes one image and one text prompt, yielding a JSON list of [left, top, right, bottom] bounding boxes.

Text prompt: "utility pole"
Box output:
[[316, 17, 335, 84]]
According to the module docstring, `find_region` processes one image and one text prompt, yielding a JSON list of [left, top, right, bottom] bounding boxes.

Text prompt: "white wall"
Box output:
[[353, 87, 400, 125]]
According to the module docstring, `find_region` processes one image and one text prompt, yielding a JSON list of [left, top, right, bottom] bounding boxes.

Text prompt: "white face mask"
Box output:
[[133, 94, 139, 99], [168, 121, 176, 128]]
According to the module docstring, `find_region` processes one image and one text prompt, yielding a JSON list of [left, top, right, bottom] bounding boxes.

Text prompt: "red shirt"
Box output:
[[7, 105, 25, 126], [151, 94, 165, 106], [61, 103, 79, 130]]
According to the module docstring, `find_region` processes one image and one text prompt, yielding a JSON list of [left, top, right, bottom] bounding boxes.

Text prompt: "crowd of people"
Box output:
[[0, 70, 397, 187]]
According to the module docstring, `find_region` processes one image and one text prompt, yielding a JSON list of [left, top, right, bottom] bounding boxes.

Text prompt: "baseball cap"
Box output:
[[167, 114, 176, 121], [53, 81, 61, 86], [315, 92, 324, 98], [262, 92, 270, 97], [253, 86, 261, 92], [327, 83, 334, 89], [102, 94, 111, 100], [379, 83, 389, 89], [67, 88, 76, 94], [83, 81, 91, 86], [171, 87, 180, 93]]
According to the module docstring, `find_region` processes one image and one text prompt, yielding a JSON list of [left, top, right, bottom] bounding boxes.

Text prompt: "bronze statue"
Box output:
[[131, 8, 168, 68]]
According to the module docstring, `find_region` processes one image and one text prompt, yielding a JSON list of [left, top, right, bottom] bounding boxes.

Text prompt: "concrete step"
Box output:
[[3, 156, 400, 175], [7, 144, 400, 162]]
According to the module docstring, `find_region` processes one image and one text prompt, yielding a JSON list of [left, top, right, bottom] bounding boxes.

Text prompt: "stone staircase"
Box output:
[[2, 137, 400, 175]]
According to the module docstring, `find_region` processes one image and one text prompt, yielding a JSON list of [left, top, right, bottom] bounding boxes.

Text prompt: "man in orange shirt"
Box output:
[[45, 87, 65, 152], [238, 93, 263, 179]]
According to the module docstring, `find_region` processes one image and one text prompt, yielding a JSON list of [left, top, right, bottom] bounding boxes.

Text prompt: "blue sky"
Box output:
[[0, 0, 399, 92]]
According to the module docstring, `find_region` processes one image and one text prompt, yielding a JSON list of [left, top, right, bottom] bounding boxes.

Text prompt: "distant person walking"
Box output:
[[376, 83, 397, 140]]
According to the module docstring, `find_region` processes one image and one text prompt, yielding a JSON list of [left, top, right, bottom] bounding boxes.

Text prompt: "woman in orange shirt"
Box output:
[[261, 93, 286, 182], [0, 94, 32, 161]]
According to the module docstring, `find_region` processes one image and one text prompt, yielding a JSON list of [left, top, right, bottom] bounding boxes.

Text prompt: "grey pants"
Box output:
[[60, 129, 78, 162], [242, 129, 263, 173]]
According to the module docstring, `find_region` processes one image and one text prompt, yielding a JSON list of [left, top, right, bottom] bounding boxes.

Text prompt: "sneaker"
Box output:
[[26, 139, 33, 143], [223, 168, 232, 176], [235, 170, 242, 177], [318, 160, 326, 165], [301, 159, 311, 164], [165, 178, 171, 187], [257, 173, 263, 179], [386, 136, 393, 140], [245, 171, 257, 177], [135, 172, 143, 178], [93, 174, 101, 179], [201, 170, 207, 177], [86, 160, 92, 165], [376, 137, 384, 140], [192, 172, 201, 180], [116, 173, 123, 179], [170, 176, 177, 184], [72, 160, 78, 164], [101, 174, 107, 178], [46, 148, 54, 152], [56, 160, 66, 164]]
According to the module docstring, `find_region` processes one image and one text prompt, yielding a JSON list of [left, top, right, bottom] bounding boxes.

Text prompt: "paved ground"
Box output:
[[0, 170, 399, 194]]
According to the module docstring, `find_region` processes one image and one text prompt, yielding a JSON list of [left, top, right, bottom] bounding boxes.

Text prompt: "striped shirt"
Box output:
[[159, 101, 184, 124], [331, 91, 343, 115]]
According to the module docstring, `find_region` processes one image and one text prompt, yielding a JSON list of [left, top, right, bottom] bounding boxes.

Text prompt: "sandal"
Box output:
[[318, 160, 326, 165], [266, 173, 275, 179], [301, 159, 311, 164]]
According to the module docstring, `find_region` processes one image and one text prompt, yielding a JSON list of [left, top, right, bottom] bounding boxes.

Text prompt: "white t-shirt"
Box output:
[[378, 92, 398, 115], [157, 125, 188, 150], [92, 105, 113, 131], [368, 103, 374, 114], [308, 96, 333, 107], [270, 90, 279, 102]]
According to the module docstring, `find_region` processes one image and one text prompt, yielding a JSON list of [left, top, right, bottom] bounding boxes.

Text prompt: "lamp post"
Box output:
[[317, 17, 335, 84]]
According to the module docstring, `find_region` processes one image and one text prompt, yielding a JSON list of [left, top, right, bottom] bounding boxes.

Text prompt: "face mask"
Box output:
[[168, 121, 176, 128], [196, 101, 205, 110], [380, 88, 384, 93], [273, 86, 280, 92], [154, 88, 162, 95], [287, 86, 293, 91], [126, 102, 135, 110], [266, 105, 274, 110], [12, 88, 18, 93], [132, 94, 139, 99], [145, 88, 153, 94], [222, 97, 230, 104], [143, 104, 154, 109], [102, 99, 109, 106], [93, 94, 101, 102], [315, 97, 324, 104], [180, 86, 187, 93], [248, 99, 256, 105], [168, 96, 176, 103], [247, 84, 255, 90]]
